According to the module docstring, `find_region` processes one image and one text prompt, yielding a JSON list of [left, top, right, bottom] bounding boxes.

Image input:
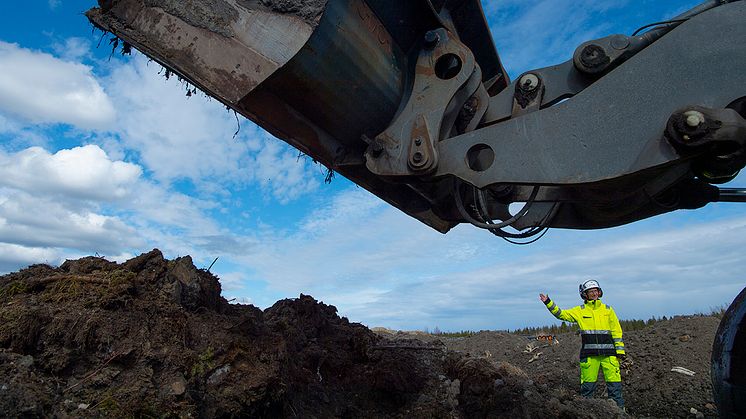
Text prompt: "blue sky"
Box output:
[[1, 0, 744, 331]]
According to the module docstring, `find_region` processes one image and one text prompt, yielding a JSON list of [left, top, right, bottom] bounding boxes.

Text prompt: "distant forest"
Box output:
[[425, 308, 727, 338]]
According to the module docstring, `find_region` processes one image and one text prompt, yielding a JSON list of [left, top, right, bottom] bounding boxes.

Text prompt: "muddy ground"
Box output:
[[0, 250, 718, 418]]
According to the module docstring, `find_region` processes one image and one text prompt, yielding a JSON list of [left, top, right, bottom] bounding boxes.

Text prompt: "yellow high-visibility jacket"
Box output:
[[544, 298, 625, 358]]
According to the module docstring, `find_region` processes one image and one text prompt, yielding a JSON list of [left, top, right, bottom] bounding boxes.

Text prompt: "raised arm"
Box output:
[[540, 294, 577, 323]]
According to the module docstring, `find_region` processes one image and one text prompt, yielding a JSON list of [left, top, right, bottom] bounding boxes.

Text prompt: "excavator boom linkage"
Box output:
[[87, 0, 746, 237]]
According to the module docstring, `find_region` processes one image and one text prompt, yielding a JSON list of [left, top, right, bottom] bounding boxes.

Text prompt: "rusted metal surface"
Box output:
[[86, 0, 506, 233], [365, 28, 476, 177], [87, 1, 314, 104]]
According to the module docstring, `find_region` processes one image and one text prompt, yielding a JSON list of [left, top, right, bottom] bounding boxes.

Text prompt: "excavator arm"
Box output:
[[86, 1, 746, 414], [87, 0, 746, 239]]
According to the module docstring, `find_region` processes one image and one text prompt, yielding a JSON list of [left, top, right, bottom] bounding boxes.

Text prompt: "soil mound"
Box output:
[[399, 315, 720, 418], [0, 250, 702, 417]]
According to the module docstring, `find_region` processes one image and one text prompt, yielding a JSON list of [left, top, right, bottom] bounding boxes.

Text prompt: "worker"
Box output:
[[539, 279, 625, 409]]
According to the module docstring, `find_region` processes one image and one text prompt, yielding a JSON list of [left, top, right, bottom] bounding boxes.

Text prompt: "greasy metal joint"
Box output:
[[666, 107, 721, 148], [572, 34, 645, 76], [513, 73, 543, 112], [369, 138, 384, 158], [666, 106, 746, 184], [519, 73, 540, 93], [365, 27, 477, 176], [407, 115, 437, 172], [577, 44, 610, 73], [685, 110, 706, 128], [456, 96, 480, 134]]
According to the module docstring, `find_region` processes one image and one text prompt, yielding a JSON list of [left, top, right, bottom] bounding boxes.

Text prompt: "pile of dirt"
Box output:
[[0, 250, 712, 417]]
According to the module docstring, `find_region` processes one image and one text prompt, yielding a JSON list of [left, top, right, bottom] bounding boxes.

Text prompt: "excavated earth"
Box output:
[[0, 250, 719, 418]]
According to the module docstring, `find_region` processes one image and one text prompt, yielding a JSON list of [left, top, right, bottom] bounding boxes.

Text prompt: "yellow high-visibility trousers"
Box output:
[[580, 355, 624, 407], [580, 355, 621, 383]]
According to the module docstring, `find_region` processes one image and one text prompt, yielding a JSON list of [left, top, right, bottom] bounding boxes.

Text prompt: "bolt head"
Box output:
[[610, 35, 630, 50], [424, 31, 440, 49], [684, 110, 705, 128], [412, 151, 424, 163], [414, 138, 422, 146], [519, 74, 539, 92]]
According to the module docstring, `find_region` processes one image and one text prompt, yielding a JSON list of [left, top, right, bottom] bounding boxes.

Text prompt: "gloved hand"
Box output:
[[618, 354, 633, 370]]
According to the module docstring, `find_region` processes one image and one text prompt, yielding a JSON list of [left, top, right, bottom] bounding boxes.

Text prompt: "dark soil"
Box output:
[[395, 314, 720, 418], [0, 250, 718, 418]]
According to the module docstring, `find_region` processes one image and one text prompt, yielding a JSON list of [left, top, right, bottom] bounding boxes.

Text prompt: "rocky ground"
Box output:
[[0, 250, 720, 418]]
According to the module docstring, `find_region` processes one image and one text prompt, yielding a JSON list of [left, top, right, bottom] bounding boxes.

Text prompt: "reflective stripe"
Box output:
[[547, 302, 562, 316], [613, 338, 623, 342], [583, 343, 616, 350], [580, 330, 611, 335]]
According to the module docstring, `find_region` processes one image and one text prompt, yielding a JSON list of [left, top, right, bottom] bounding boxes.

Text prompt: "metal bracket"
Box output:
[[435, 1, 746, 187], [365, 28, 477, 176]]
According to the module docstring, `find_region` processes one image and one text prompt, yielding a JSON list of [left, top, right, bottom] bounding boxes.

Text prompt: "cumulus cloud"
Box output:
[[0, 41, 115, 129], [0, 187, 144, 255], [0, 141, 226, 274], [0, 145, 141, 201], [344, 213, 746, 331], [203, 183, 746, 331], [51, 37, 92, 62], [215, 187, 506, 309], [0, 143, 148, 272], [248, 137, 322, 204], [0, 243, 60, 273], [103, 55, 321, 201]]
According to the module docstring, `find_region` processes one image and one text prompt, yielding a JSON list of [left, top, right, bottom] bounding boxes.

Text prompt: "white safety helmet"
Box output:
[[579, 279, 603, 300]]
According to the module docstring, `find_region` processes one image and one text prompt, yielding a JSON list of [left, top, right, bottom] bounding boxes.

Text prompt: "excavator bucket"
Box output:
[[86, 0, 508, 233]]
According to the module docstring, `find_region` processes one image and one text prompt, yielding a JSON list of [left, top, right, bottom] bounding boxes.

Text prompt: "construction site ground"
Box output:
[[0, 250, 719, 418]]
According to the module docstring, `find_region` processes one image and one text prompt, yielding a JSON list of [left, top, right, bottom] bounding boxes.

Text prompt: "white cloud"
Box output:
[[0, 114, 50, 149], [200, 183, 746, 331], [249, 138, 322, 204], [346, 214, 746, 330], [0, 145, 141, 201], [216, 187, 513, 307], [0, 142, 229, 274], [52, 37, 91, 62], [0, 243, 60, 273], [103, 55, 321, 200], [0, 187, 143, 254], [216, 271, 256, 295], [0, 41, 115, 129]]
